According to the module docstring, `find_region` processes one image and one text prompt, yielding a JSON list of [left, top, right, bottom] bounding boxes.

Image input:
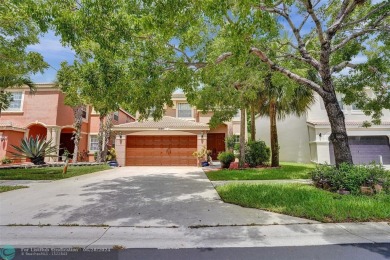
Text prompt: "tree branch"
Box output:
[[331, 61, 358, 73], [327, 0, 358, 37], [339, 2, 388, 30], [250, 47, 324, 96], [255, 4, 321, 70], [304, 0, 325, 44], [332, 11, 389, 53], [167, 43, 191, 62], [215, 52, 233, 64]]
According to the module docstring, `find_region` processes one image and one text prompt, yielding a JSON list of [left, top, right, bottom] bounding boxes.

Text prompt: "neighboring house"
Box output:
[[255, 91, 390, 165], [112, 93, 244, 166], [0, 83, 135, 162]]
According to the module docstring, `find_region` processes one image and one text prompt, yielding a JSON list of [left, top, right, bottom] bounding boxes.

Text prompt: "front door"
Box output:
[[207, 133, 226, 160]]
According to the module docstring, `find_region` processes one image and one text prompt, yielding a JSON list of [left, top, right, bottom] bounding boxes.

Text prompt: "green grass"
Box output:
[[217, 183, 390, 222], [0, 186, 28, 193], [0, 165, 111, 180], [207, 162, 315, 181]]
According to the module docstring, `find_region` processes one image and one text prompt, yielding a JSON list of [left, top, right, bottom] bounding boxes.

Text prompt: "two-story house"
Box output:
[[0, 83, 135, 162], [112, 93, 243, 166], [255, 91, 390, 165]]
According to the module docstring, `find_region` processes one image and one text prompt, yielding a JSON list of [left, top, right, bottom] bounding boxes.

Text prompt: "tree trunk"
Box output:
[[323, 95, 353, 167], [269, 98, 279, 167], [102, 113, 113, 161], [250, 104, 256, 141], [72, 105, 84, 162], [96, 114, 105, 162], [239, 108, 246, 168]]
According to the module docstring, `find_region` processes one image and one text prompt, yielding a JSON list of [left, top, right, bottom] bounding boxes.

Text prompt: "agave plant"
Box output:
[[9, 136, 58, 165]]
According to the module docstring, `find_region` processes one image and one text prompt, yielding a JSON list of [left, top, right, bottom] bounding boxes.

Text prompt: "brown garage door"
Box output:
[[126, 135, 197, 166]]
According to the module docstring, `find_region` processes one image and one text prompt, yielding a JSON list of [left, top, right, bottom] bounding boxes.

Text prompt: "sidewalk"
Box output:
[[1, 222, 389, 249]]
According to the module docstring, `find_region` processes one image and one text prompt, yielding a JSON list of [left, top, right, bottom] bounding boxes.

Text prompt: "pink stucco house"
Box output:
[[0, 83, 135, 163], [1, 84, 244, 166], [112, 93, 244, 166]]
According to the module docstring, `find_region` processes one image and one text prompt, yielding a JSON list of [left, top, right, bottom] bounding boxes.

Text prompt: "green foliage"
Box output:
[[225, 135, 236, 151], [0, 186, 27, 193], [0, 0, 48, 110], [0, 165, 111, 180], [106, 148, 117, 161], [311, 163, 390, 195], [9, 136, 57, 165], [217, 151, 235, 168], [1, 157, 12, 165], [217, 184, 390, 222], [206, 162, 314, 181], [244, 140, 270, 167]]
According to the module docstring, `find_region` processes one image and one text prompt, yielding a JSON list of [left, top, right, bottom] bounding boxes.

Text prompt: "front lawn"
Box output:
[[216, 183, 390, 222], [0, 165, 111, 180], [207, 162, 315, 181], [0, 186, 28, 193]]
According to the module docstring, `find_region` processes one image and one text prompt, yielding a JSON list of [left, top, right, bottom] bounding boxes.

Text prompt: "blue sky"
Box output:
[[28, 31, 75, 83]]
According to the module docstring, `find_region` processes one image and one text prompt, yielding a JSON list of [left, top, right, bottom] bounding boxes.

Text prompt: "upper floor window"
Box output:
[[177, 103, 192, 118], [81, 106, 87, 119], [351, 103, 361, 111], [5, 92, 23, 111], [113, 111, 119, 121]]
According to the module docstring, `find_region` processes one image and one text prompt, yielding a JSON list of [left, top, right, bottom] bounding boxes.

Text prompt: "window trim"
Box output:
[[89, 134, 99, 152], [4, 90, 24, 112], [176, 102, 193, 118]]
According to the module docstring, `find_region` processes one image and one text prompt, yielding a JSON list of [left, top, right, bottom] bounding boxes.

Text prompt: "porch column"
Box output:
[[115, 134, 126, 166], [45, 127, 60, 162], [315, 132, 331, 164], [197, 132, 206, 151]]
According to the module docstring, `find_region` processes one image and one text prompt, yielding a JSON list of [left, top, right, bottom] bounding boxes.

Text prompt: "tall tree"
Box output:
[[257, 73, 315, 167], [56, 62, 87, 163], [0, 0, 48, 113], [249, 0, 389, 166]]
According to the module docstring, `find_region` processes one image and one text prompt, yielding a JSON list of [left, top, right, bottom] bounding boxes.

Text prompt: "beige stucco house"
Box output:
[[255, 91, 390, 165], [113, 93, 244, 166]]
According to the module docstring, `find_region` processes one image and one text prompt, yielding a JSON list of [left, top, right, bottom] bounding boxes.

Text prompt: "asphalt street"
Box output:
[[8, 244, 390, 260]]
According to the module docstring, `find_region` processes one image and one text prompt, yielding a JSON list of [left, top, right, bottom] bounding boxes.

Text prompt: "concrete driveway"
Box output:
[[0, 167, 315, 227]]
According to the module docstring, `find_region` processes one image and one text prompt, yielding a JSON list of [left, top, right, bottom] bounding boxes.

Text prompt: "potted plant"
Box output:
[[192, 147, 208, 167], [106, 148, 118, 167]]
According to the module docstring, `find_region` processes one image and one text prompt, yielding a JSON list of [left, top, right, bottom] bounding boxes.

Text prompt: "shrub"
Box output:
[[1, 157, 12, 165], [244, 140, 270, 167], [217, 152, 235, 168], [10, 136, 57, 165], [311, 163, 390, 194], [106, 147, 117, 161]]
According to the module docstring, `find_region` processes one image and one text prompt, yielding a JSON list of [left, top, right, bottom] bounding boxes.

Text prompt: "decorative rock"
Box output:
[[360, 186, 374, 195], [337, 189, 350, 195], [374, 184, 383, 193]]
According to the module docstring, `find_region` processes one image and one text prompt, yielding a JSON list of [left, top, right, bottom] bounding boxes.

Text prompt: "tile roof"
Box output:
[[307, 121, 390, 126], [113, 116, 209, 130]]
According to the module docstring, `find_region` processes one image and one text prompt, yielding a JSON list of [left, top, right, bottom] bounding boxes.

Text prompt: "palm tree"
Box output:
[[257, 74, 315, 167]]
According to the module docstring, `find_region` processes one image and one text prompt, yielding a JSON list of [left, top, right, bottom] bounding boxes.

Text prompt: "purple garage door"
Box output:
[[330, 136, 390, 165]]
